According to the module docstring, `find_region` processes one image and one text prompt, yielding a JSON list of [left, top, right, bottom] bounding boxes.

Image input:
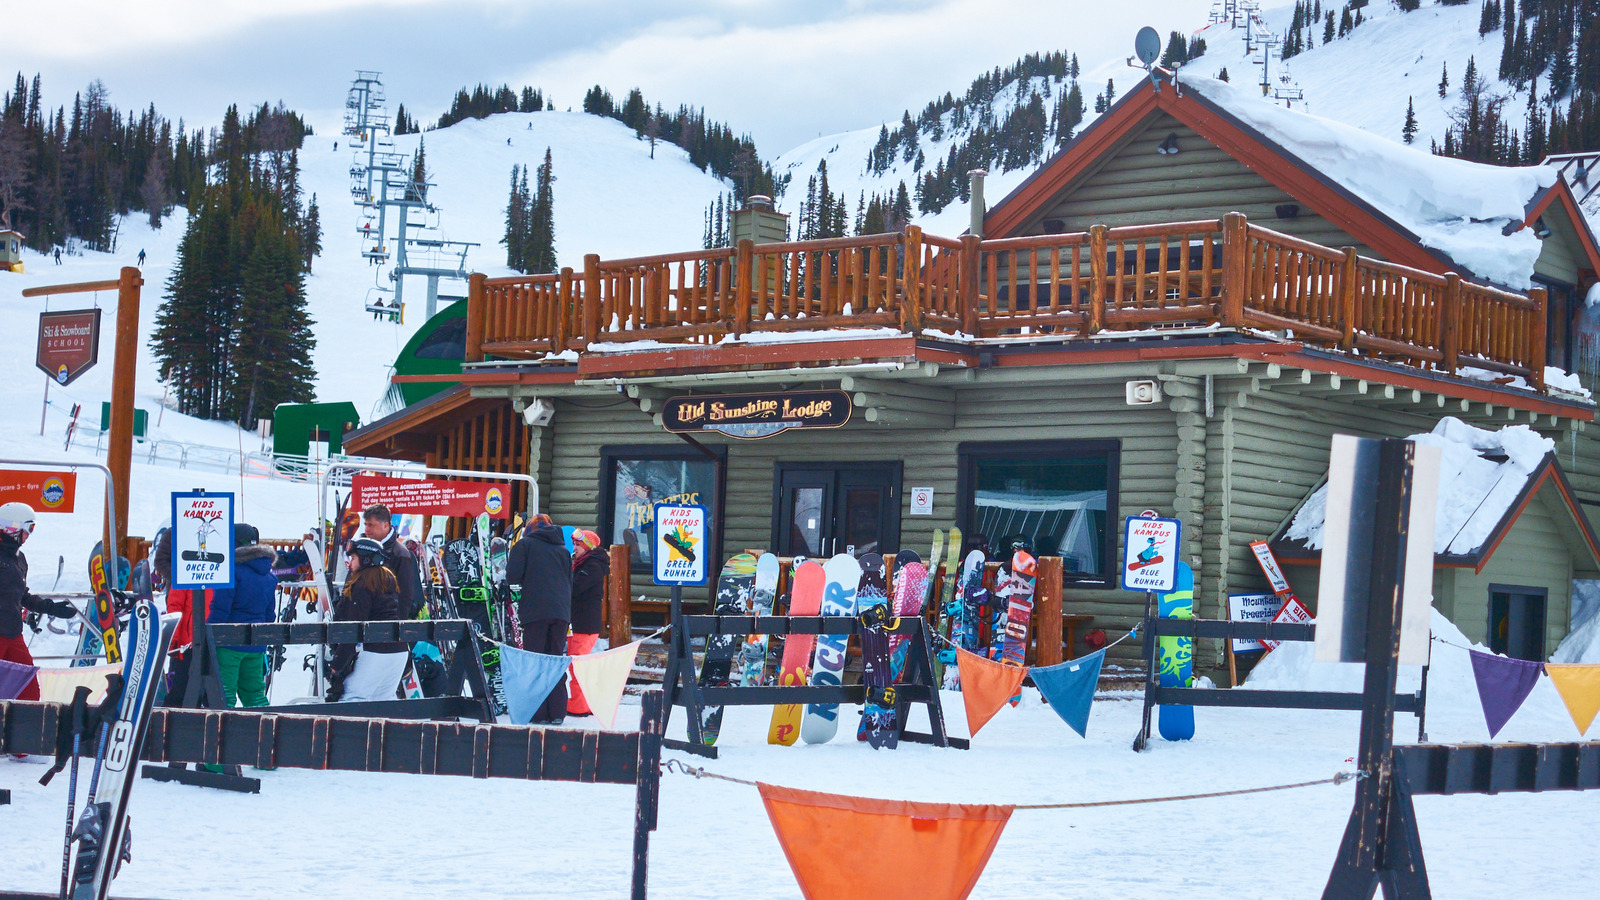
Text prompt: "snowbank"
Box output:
[[1182, 74, 1552, 289], [1286, 417, 1553, 555], [1552, 608, 1600, 664]]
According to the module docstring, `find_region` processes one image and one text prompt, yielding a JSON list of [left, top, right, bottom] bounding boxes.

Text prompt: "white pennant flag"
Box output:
[[569, 641, 642, 729]]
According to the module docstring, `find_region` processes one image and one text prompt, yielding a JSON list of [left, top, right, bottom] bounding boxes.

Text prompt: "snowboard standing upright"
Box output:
[[768, 559, 825, 745], [65, 598, 178, 900], [854, 554, 894, 747], [1157, 561, 1196, 741], [698, 553, 758, 746], [930, 528, 960, 685], [945, 549, 987, 689], [84, 542, 121, 664], [739, 553, 780, 688], [997, 551, 1037, 706], [801, 553, 862, 744]]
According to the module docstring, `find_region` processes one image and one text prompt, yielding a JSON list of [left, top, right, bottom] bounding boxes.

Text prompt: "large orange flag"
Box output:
[[1544, 663, 1600, 735], [759, 782, 1012, 900], [955, 648, 1027, 737]]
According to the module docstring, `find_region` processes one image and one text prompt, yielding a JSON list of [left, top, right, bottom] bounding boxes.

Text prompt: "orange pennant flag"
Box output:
[[759, 782, 1012, 900], [956, 648, 1027, 738], [1544, 663, 1600, 735]]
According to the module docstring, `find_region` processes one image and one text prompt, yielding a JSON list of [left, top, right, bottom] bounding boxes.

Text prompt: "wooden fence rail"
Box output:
[[467, 213, 1548, 389]]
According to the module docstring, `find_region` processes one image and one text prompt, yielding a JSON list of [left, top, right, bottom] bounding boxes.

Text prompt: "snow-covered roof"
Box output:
[[1181, 75, 1554, 290], [1282, 417, 1565, 559]]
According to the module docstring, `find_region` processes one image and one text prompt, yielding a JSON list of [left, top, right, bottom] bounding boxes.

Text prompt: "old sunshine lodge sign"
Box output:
[[662, 390, 851, 439]]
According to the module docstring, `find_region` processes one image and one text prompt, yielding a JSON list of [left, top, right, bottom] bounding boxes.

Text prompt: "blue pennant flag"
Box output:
[[500, 644, 571, 725], [1031, 649, 1106, 738]]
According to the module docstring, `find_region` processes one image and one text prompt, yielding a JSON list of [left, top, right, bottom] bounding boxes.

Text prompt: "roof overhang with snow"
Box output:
[[985, 70, 1600, 292]]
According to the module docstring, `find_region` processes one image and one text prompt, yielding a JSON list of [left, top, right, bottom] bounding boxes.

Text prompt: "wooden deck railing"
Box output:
[[466, 211, 1548, 390]]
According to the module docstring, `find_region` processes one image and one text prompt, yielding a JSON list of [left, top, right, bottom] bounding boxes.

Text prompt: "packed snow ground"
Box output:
[[4, 607, 1598, 899]]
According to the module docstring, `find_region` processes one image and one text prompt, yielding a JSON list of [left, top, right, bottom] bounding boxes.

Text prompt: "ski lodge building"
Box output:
[[345, 71, 1600, 673]]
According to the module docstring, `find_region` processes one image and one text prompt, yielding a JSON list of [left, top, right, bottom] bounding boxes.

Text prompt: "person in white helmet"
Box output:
[[1, 501, 82, 701]]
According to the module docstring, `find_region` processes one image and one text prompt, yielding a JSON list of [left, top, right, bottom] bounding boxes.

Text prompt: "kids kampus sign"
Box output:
[[1121, 515, 1181, 593], [171, 491, 235, 589], [652, 503, 708, 585], [350, 474, 512, 519], [661, 390, 851, 439], [36, 308, 101, 386]]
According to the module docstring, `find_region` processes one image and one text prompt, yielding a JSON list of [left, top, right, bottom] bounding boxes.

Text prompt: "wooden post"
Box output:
[[960, 234, 982, 336], [1339, 247, 1359, 351], [1035, 556, 1064, 667], [1529, 286, 1548, 391], [1220, 212, 1248, 328], [105, 266, 142, 551], [464, 272, 486, 362], [583, 253, 602, 346], [607, 544, 631, 648], [557, 266, 575, 351], [1440, 273, 1461, 375], [900, 225, 923, 333], [1086, 224, 1107, 335], [734, 239, 754, 337]]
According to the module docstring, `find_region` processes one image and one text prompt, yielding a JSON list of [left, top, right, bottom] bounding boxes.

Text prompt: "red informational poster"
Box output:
[[0, 469, 77, 513], [349, 474, 512, 519], [1263, 596, 1315, 652]]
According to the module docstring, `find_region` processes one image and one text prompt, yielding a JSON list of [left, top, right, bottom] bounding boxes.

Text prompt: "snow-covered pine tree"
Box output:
[[1440, 62, 1450, 98], [502, 165, 526, 271], [526, 147, 556, 274], [1403, 97, 1418, 144]]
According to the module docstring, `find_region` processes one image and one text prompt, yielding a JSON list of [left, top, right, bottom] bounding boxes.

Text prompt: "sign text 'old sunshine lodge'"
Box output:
[[661, 390, 851, 439]]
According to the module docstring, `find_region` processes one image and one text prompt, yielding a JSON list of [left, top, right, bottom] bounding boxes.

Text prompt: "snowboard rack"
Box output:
[[1131, 612, 1429, 752], [661, 594, 967, 759], [0, 691, 665, 900], [143, 618, 496, 793]]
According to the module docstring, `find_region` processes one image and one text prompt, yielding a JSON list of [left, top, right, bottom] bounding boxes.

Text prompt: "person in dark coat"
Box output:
[[207, 523, 278, 707], [566, 529, 608, 717], [0, 502, 80, 704], [328, 538, 409, 702], [362, 504, 422, 620], [505, 514, 571, 724]]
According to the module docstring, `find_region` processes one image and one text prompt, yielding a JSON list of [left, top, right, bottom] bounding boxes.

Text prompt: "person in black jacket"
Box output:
[[0, 502, 80, 703], [566, 529, 608, 717], [328, 538, 409, 702], [505, 514, 571, 724], [362, 504, 422, 620]]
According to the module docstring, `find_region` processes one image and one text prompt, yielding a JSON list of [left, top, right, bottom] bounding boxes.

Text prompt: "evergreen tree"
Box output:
[[502, 165, 527, 271], [1324, 11, 1336, 44], [407, 137, 428, 203], [1055, 81, 1084, 145], [526, 147, 556, 274], [301, 193, 321, 271], [1403, 97, 1418, 144], [1397, 0, 1419, 12], [1440, 61, 1450, 98]]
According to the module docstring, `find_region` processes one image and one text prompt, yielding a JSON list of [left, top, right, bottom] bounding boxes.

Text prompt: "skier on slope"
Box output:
[[0, 503, 82, 705], [506, 514, 571, 724], [565, 529, 608, 718], [326, 537, 409, 702]]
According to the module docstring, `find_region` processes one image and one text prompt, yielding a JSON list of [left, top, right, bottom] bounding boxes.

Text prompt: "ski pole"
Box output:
[[58, 686, 91, 900]]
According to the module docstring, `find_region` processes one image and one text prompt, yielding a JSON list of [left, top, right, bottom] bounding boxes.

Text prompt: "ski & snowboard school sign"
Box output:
[[652, 502, 708, 585], [1121, 514, 1181, 593], [350, 473, 512, 519], [171, 491, 235, 589], [660, 390, 851, 439], [35, 308, 101, 386]]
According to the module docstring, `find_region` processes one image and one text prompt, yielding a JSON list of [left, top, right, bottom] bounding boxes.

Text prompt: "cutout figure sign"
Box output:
[[652, 503, 708, 586]]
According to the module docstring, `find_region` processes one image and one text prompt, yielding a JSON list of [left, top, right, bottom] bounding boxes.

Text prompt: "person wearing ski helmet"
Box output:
[[505, 513, 572, 724], [0, 502, 82, 702], [565, 529, 608, 717], [327, 537, 409, 702]]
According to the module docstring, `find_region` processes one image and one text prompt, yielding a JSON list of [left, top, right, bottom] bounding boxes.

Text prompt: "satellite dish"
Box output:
[[1134, 27, 1162, 66]]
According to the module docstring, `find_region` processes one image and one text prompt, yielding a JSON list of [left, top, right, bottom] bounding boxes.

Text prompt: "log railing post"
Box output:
[[960, 234, 982, 336], [735, 239, 754, 337], [1339, 247, 1358, 351], [1086, 224, 1108, 334], [1035, 556, 1064, 667], [583, 253, 602, 346], [1530, 286, 1548, 391], [1220, 212, 1248, 328], [607, 544, 632, 648], [557, 266, 575, 351], [901, 225, 924, 333], [1441, 273, 1461, 375], [465, 272, 487, 362]]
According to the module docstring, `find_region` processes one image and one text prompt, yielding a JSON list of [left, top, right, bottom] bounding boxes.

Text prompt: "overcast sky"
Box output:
[[10, 0, 1202, 153]]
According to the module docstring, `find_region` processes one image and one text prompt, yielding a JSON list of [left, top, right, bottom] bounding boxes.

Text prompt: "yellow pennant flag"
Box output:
[[570, 640, 642, 729], [36, 663, 121, 705], [1544, 663, 1600, 736]]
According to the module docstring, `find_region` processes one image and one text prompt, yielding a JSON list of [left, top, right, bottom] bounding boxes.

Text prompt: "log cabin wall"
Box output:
[[429, 402, 532, 539]]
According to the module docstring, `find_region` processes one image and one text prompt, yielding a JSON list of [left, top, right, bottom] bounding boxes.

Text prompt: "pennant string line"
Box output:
[[485, 623, 671, 650], [931, 626, 1140, 657], [662, 759, 1363, 808]]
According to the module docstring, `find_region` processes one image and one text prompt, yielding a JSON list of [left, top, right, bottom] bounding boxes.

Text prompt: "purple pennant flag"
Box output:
[[1469, 650, 1543, 738], [0, 658, 38, 700]]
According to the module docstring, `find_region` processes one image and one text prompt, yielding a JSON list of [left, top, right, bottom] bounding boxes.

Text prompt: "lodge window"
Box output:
[[1488, 585, 1547, 662], [600, 444, 726, 574], [956, 440, 1119, 586]]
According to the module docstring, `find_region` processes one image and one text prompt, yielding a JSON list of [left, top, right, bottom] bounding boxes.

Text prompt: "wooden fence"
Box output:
[[468, 212, 1548, 389]]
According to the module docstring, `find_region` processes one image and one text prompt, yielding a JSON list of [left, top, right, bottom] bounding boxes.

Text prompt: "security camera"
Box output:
[[522, 398, 554, 427]]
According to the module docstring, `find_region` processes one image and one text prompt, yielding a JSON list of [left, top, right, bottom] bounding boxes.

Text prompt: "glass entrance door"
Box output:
[[774, 462, 901, 559]]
